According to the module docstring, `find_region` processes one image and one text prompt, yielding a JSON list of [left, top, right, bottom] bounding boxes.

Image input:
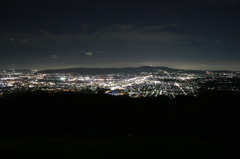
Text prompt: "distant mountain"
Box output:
[[38, 66, 234, 75], [38, 66, 180, 74]]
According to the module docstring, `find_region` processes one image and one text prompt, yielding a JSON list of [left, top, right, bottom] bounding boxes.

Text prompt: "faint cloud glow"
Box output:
[[9, 38, 16, 42], [21, 39, 28, 43], [51, 55, 60, 59], [85, 52, 93, 56]]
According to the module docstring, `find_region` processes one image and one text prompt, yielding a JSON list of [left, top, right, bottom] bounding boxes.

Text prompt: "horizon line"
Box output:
[[1, 65, 239, 72]]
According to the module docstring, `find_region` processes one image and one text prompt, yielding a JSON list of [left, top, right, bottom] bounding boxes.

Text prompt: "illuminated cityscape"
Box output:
[[1, 66, 239, 98], [1, 1, 240, 158]]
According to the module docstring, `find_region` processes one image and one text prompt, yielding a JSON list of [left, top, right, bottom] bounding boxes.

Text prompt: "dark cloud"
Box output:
[[0, 0, 239, 70], [210, 0, 240, 2], [0, 24, 201, 47]]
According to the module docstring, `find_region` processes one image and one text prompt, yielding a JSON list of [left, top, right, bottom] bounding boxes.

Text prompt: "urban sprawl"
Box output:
[[1, 68, 240, 98]]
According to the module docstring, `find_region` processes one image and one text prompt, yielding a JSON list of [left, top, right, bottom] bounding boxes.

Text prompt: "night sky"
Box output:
[[1, 0, 240, 70]]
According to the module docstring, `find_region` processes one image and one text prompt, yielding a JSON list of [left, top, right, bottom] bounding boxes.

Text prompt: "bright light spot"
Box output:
[[60, 77, 66, 81]]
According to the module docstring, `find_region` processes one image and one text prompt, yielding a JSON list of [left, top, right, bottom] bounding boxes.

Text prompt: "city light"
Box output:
[[0, 68, 239, 98]]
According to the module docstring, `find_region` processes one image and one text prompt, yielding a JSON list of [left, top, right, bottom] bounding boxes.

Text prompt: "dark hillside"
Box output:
[[0, 92, 240, 140], [1, 92, 240, 158]]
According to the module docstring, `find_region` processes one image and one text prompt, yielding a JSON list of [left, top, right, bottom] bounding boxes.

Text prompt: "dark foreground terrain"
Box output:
[[1, 91, 240, 158]]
